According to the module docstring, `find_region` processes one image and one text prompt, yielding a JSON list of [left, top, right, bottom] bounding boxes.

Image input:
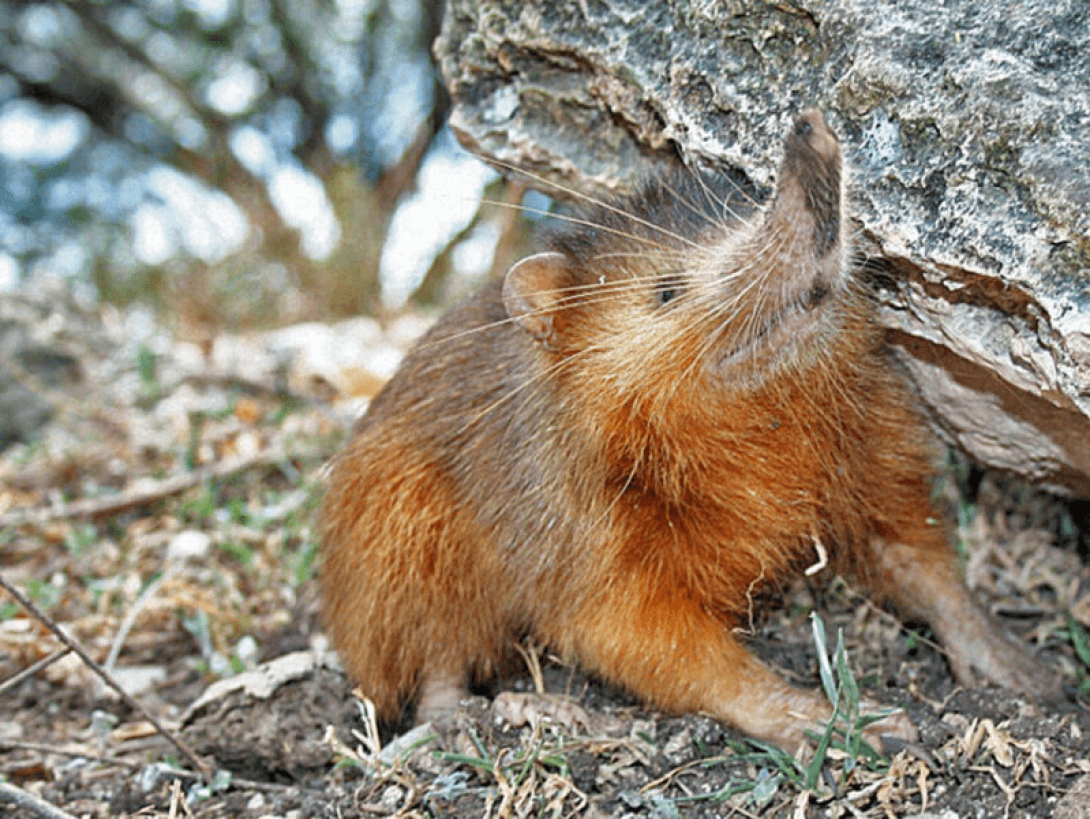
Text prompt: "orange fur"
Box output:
[[319, 110, 1060, 750]]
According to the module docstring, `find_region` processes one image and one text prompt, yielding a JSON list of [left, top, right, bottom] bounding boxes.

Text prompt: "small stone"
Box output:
[[167, 530, 212, 562]]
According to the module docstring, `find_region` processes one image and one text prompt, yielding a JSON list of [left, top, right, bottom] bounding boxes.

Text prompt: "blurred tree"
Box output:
[[0, 0, 449, 329]]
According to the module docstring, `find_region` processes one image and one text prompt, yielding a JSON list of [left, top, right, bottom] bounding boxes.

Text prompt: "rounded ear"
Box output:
[[502, 251, 573, 352]]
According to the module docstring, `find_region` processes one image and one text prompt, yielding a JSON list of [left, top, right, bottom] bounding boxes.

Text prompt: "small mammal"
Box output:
[[320, 109, 1062, 750]]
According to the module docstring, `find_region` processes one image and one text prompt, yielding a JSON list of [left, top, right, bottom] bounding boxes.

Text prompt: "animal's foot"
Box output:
[[937, 604, 1066, 704], [857, 702, 919, 753], [946, 626, 1066, 703], [736, 687, 918, 756]]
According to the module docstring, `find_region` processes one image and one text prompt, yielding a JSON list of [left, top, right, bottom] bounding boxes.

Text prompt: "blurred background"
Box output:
[[0, 0, 532, 335]]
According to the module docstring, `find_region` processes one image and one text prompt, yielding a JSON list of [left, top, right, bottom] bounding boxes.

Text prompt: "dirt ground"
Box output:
[[2, 287, 1089, 818]]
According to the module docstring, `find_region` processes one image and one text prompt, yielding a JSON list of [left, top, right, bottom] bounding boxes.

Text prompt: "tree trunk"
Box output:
[[435, 0, 1090, 496]]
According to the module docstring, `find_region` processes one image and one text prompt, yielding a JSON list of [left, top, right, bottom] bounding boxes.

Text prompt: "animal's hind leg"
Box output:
[[852, 379, 1064, 701], [861, 521, 1064, 702], [407, 572, 512, 725], [321, 447, 512, 725]]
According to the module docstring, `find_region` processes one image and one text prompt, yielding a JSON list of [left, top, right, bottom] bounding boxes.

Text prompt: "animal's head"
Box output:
[[501, 109, 858, 424]]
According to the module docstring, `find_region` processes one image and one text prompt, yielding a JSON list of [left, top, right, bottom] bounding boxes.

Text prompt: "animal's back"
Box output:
[[320, 284, 528, 718]]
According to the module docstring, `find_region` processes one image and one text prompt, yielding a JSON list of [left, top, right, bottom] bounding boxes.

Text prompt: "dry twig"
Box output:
[[0, 738, 142, 769], [0, 573, 213, 780], [0, 647, 71, 695], [0, 781, 78, 819], [0, 445, 319, 528]]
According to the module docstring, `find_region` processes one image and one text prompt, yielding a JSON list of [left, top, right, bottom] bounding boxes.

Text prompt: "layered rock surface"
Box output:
[[436, 0, 1090, 495]]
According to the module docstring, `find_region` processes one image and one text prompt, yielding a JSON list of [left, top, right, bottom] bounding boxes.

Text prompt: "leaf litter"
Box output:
[[1, 285, 1088, 818]]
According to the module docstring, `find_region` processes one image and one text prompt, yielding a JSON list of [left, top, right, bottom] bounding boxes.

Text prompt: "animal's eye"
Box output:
[[804, 281, 830, 309], [655, 277, 682, 307]]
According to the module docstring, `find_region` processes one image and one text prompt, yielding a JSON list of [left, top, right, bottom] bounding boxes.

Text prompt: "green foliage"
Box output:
[[420, 614, 905, 817], [1062, 616, 1090, 695], [179, 486, 219, 523], [430, 723, 580, 816], [290, 536, 322, 586], [62, 523, 97, 558], [647, 614, 899, 812], [903, 628, 922, 653], [216, 540, 254, 567], [225, 497, 254, 526], [808, 613, 890, 783], [136, 344, 160, 403], [24, 577, 65, 614]]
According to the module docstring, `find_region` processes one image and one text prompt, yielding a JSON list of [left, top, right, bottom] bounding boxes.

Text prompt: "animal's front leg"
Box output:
[[559, 583, 916, 752]]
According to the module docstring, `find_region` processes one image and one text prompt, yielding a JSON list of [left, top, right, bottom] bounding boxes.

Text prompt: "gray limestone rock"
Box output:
[[436, 0, 1090, 495]]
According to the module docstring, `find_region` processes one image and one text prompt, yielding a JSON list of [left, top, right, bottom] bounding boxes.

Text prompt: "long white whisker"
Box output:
[[481, 158, 706, 250]]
